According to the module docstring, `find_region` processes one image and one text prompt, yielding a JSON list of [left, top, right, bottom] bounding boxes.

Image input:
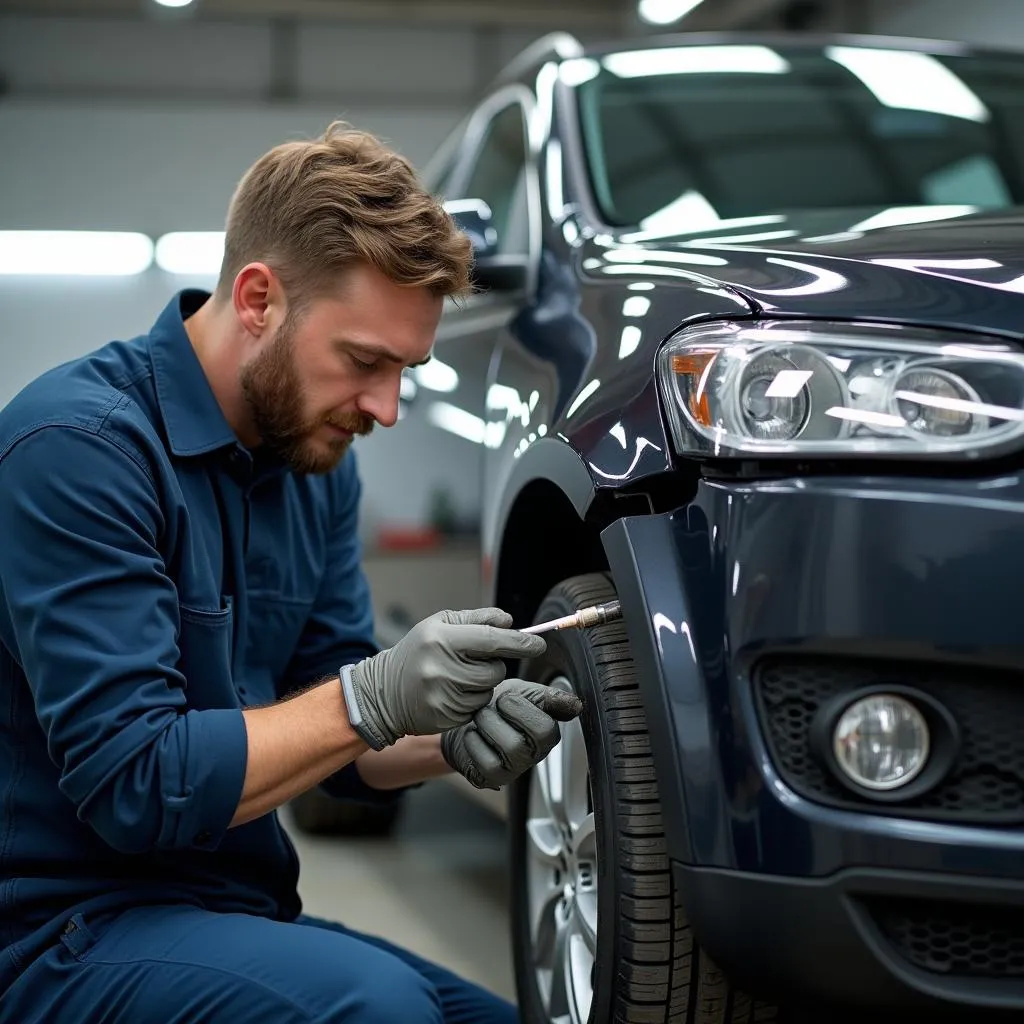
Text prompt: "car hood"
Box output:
[[591, 206, 1024, 338]]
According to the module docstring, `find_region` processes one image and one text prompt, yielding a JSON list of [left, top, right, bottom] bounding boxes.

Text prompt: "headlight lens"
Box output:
[[832, 694, 930, 791], [658, 320, 1024, 457]]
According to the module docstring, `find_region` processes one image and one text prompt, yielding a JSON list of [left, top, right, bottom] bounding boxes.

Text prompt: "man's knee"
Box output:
[[326, 955, 443, 1024]]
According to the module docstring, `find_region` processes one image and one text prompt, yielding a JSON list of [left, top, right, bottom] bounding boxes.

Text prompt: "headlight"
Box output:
[[658, 320, 1024, 458]]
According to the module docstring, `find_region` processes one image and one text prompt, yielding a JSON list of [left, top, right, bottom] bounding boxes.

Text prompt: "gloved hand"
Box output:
[[343, 608, 546, 750], [440, 679, 584, 790]]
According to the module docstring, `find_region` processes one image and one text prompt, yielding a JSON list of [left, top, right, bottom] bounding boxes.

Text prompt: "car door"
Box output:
[[412, 86, 540, 598]]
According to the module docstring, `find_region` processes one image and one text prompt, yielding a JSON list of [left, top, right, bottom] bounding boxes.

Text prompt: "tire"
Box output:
[[509, 572, 779, 1024], [288, 789, 403, 837]]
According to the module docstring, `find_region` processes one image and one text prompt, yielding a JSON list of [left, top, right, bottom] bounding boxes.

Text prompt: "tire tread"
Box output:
[[556, 573, 778, 1024]]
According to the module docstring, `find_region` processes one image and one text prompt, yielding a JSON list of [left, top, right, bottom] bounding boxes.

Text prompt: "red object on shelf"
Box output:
[[374, 526, 442, 551]]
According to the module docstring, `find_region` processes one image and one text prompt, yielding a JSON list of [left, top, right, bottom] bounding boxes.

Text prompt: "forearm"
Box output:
[[354, 733, 451, 791], [232, 676, 367, 827]]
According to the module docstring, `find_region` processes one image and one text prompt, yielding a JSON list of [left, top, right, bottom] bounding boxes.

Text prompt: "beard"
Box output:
[[239, 311, 374, 475]]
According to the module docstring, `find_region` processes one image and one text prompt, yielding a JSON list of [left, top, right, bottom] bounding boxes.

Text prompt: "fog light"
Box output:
[[833, 694, 930, 791]]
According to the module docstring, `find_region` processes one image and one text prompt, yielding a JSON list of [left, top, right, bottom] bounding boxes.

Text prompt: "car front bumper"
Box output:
[[601, 470, 1024, 1013]]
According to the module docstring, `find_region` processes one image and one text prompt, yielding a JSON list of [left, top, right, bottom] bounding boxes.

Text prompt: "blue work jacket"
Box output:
[[0, 290, 386, 990]]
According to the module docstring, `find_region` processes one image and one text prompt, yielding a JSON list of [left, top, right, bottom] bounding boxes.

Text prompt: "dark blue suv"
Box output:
[[410, 30, 1024, 1023]]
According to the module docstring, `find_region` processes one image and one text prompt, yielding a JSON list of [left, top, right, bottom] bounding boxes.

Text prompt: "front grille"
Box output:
[[870, 898, 1024, 978], [754, 657, 1024, 823]]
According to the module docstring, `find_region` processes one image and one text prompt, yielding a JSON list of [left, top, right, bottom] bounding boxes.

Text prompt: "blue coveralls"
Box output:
[[0, 290, 516, 1023]]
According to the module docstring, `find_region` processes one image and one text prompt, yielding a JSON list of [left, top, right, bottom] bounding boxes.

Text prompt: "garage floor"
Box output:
[[284, 786, 870, 1024], [285, 781, 515, 1003]]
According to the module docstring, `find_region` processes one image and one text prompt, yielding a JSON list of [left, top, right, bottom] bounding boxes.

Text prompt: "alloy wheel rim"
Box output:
[[525, 674, 597, 1024]]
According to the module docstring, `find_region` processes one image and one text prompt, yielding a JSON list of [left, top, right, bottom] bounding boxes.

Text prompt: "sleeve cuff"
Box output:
[[169, 708, 248, 851]]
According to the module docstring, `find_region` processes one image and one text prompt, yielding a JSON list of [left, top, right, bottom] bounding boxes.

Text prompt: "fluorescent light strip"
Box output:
[[0, 230, 230, 277], [0, 231, 154, 276], [155, 232, 225, 275]]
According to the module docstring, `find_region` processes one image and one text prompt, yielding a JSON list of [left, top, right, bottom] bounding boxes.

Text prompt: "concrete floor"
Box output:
[[284, 780, 516, 1003], [283, 785, 876, 1024]]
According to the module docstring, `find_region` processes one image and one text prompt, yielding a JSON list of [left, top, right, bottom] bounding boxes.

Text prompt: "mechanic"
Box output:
[[0, 122, 582, 1023]]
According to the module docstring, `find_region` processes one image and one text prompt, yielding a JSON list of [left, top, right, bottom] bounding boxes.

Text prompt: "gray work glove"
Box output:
[[440, 679, 584, 790], [343, 608, 546, 750]]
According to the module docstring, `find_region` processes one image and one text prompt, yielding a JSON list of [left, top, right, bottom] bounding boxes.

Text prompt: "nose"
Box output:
[[356, 381, 400, 429]]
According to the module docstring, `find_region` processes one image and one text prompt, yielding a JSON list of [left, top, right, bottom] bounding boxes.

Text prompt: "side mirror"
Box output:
[[445, 199, 528, 294]]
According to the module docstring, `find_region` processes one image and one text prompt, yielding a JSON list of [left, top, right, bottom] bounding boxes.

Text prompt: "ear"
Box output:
[[231, 263, 283, 339]]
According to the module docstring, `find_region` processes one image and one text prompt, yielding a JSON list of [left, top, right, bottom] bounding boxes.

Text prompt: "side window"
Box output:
[[463, 102, 530, 256]]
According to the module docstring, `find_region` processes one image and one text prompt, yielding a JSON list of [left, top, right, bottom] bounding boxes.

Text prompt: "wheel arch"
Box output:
[[489, 437, 680, 627], [493, 478, 608, 629]]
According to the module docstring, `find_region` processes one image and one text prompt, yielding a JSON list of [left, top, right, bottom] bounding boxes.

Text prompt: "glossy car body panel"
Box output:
[[603, 476, 1024, 1011], [606, 472, 1024, 877], [485, 255, 755, 537], [581, 210, 1024, 339]]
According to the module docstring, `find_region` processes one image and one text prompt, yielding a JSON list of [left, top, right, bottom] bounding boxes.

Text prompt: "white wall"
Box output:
[[0, 100, 465, 234], [0, 12, 559, 531], [869, 0, 1024, 48]]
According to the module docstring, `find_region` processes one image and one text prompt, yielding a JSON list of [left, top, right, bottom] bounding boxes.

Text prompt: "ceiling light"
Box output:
[[155, 232, 224, 275], [153, 0, 195, 7], [0, 231, 153, 276], [637, 0, 704, 25]]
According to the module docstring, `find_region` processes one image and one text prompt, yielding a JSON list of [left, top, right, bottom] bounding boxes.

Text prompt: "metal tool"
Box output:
[[520, 600, 622, 635]]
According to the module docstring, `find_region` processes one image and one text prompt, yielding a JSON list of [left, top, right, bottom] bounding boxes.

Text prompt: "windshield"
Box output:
[[570, 44, 1024, 230]]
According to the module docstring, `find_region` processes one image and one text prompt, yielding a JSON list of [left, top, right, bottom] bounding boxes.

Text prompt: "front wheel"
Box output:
[[509, 572, 779, 1024]]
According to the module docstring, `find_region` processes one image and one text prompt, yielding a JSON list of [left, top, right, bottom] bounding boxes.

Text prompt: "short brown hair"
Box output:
[[216, 121, 472, 304]]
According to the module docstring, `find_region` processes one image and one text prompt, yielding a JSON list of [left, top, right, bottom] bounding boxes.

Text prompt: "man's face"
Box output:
[[239, 263, 442, 474]]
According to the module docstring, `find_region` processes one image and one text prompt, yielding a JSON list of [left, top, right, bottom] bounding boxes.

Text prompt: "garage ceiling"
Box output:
[[0, 0, 814, 32], [1, 0, 627, 31]]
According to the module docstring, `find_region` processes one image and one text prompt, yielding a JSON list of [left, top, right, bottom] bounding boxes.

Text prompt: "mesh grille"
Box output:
[[754, 657, 1024, 823], [871, 899, 1024, 978]]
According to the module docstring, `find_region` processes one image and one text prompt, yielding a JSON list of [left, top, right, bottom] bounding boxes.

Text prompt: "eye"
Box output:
[[349, 354, 378, 373]]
